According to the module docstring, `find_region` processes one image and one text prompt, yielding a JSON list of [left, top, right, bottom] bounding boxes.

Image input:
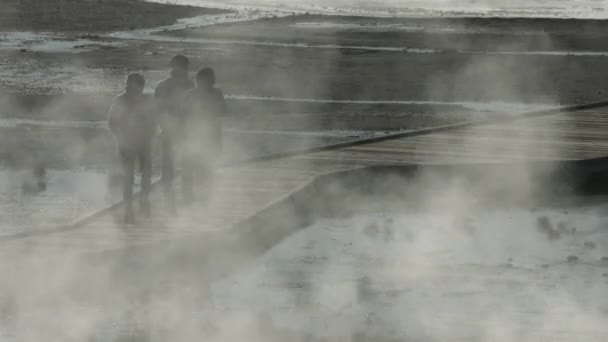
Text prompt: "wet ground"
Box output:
[[5, 8, 608, 104], [209, 205, 608, 341], [2, 202, 605, 341], [0, 168, 117, 238]]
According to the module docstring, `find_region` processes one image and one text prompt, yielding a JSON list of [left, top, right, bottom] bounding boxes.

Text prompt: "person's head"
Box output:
[[170, 55, 190, 76], [196, 67, 215, 89], [125, 73, 145, 95]]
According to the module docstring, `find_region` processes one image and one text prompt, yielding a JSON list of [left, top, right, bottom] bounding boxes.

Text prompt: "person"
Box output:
[[154, 55, 194, 213], [181, 67, 226, 203], [108, 73, 156, 223]]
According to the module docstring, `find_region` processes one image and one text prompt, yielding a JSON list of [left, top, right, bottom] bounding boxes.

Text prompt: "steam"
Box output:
[[189, 23, 608, 342], [1, 0, 607, 341], [215, 206, 608, 340]]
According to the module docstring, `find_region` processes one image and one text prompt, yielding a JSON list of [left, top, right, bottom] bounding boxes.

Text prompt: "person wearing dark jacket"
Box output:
[[181, 67, 226, 203], [154, 55, 194, 212], [108, 73, 156, 223]]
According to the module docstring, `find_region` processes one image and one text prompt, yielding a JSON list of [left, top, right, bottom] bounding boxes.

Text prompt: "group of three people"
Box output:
[[108, 55, 225, 223]]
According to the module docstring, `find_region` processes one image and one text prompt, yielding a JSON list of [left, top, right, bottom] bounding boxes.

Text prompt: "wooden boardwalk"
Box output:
[[2, 104, 608, 259]]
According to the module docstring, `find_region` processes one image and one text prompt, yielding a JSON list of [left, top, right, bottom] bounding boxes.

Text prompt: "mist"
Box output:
[[1, 0, 608, 341]]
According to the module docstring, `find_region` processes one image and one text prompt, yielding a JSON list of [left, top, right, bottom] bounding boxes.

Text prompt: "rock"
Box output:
[[601, 257, 608, 266], [567, 255, 579, 264], [541, 264, 550, 269], [584, 241, 597, 250], [537, 216, 560, 241]]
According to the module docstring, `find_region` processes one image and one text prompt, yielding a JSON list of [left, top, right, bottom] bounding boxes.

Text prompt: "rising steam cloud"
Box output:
[[0, 0, 607, 341]]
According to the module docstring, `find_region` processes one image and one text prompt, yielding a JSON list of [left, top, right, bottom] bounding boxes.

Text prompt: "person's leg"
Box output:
[[120, 149, 136, 223], [139, 144, 152, 216], [161, 134, 175, 181], [161, 134, 176, 214]]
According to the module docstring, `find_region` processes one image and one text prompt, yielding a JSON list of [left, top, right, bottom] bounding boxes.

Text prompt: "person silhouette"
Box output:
[[154, 55, 194, 213], [181, 67, 226, 203], [108, 73, 156, 223]]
